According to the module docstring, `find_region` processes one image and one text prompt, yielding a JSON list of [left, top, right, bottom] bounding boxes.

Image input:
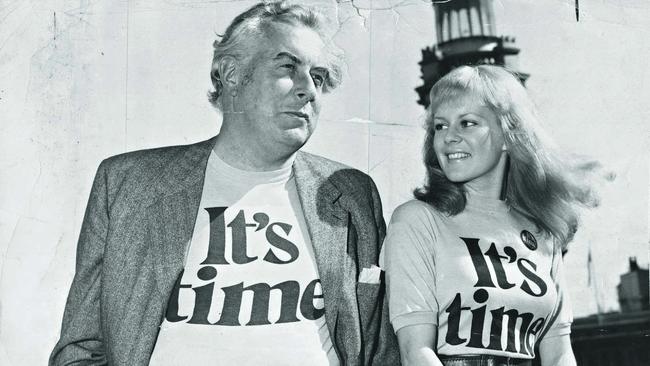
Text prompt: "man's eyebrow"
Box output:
[[273, 51, 331, 76], [311, 66, 329, 75], [273, 52, 301, 64]]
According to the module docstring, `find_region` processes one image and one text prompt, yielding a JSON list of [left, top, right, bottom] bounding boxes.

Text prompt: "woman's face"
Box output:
[[432, 95, 507, 192]]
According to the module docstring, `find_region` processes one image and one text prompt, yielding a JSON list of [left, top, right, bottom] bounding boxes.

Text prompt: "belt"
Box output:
[[439, 355, 532, 366]]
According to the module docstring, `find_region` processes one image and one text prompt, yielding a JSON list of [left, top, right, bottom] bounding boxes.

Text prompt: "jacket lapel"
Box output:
[[292, 153, 349, 334], [147, 136, 217, 296]]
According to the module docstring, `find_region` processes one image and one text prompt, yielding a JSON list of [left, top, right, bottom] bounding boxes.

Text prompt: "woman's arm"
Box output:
[[539, 334, 576, 366], [382, 201, 442, 365], [396, 324, 444, 366], [538, 239, 576, 366]]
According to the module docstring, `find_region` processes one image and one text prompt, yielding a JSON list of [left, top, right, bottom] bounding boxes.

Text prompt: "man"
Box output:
[[49, 1, 399, 365]]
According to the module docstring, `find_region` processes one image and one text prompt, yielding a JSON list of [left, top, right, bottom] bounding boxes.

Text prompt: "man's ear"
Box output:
[[213, 55, 239, 90]]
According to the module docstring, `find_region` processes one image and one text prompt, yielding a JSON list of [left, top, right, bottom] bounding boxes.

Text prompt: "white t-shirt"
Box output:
[[150, 151, 338, 365], [381, 197, 571, 359]]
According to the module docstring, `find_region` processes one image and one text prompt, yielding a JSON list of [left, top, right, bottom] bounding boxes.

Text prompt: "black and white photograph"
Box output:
[[0, 0, 648, 365]]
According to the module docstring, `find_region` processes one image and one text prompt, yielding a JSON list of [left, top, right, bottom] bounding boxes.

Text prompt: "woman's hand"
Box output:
[[539, 334, 577, 366], [396, 324, 444, 366]]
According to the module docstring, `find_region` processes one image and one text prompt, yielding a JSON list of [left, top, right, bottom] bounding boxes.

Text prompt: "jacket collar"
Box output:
[[147, 136, 217, 296], [292, 152, 348, 324]]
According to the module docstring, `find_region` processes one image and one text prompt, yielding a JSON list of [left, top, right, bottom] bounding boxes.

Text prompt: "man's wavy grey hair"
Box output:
[[208, 1, 344, 110]]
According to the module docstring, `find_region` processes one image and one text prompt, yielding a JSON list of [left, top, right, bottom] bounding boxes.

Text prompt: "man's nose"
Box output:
[[294, 72, 317, 103]]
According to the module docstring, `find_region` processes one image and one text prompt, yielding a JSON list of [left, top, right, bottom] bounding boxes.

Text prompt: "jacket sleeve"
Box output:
[[367, 178, 401, 366], [49, 161, 110, 365]]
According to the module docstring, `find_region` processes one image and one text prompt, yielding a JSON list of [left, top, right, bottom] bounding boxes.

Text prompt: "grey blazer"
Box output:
[[49, 136, 400, 365]]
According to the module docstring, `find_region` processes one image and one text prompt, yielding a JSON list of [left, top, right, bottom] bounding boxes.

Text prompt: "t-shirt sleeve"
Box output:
[[380, 201, 439, 333], [542, 241, 573, 339]]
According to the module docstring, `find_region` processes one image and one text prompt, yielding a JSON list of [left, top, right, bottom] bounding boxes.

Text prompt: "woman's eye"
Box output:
[[461, 119, 477, 127], [434, 123, 447, 131]]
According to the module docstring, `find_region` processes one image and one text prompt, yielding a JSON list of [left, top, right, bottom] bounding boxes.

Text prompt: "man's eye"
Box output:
[[461, 119, 477, 127], [311, 74, 325, 88], [281, 63, 295, 71]]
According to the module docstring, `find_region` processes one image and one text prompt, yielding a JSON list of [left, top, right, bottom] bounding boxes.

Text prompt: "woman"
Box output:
[[381, 65, 598, 366]]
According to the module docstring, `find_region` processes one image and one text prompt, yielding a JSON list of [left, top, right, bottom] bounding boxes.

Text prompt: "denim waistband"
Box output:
[[439, 354, 532, 366]]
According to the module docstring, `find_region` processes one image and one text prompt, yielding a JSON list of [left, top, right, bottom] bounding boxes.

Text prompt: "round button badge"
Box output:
[[520, 230, 537, 250]]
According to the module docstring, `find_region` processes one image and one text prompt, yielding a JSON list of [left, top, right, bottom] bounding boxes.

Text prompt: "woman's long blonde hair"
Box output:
[[415, 65, 600, 248]]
